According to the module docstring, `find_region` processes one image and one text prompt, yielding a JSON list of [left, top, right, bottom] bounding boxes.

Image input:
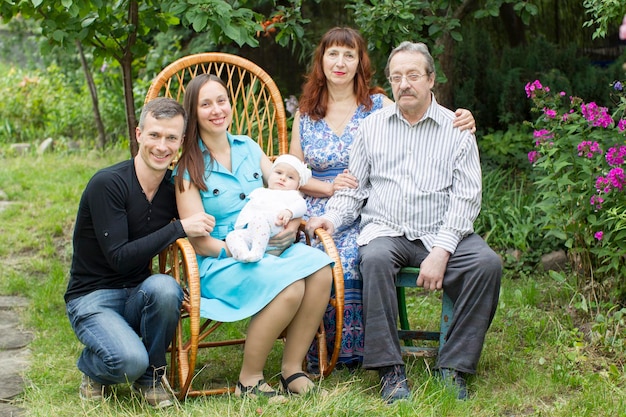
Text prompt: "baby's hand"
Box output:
[[275, 209, 293, 227]]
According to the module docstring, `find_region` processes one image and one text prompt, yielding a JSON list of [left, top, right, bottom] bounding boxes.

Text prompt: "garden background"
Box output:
[[1, 1, 626, 415]]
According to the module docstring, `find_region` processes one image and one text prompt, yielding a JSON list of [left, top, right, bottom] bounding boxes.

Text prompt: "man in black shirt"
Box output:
[[65, 97, 215, 408]]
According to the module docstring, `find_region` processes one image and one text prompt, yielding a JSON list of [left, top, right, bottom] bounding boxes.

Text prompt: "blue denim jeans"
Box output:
[[66, 274, 183, 386]]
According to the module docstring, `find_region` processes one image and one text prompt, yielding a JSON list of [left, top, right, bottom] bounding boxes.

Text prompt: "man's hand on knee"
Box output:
[[417, 247, 450, 291]]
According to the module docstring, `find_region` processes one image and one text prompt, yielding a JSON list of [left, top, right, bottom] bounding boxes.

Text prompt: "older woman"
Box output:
[[290, 27, 476, 370]]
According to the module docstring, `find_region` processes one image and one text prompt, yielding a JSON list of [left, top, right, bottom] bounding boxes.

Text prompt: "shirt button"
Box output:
[[253, 172, 260, 179], [213, 189, 219, 196], [239, 193, 246, 200]]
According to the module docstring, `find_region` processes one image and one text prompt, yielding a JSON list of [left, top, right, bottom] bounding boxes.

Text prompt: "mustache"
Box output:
[[398, 89, 416, 97]]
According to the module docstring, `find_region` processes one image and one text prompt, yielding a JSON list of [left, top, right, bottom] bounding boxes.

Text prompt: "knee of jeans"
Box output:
[[143, 274, 183, 307], [104, 349, 149, 383]]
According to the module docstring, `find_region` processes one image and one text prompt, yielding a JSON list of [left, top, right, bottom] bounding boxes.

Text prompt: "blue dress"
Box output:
[[299, 94, 386, 367], [175, 133, 332, 322]]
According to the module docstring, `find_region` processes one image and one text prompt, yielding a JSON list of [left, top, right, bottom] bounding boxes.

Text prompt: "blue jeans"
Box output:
[[66, 274, 183, 386]]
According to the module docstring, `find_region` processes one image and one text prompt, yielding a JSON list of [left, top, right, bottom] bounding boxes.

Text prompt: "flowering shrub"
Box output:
[[525, 79, 626, 298]]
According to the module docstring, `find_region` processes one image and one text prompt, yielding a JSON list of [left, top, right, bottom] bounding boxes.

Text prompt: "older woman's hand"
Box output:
[[332, 169, 358, 193]]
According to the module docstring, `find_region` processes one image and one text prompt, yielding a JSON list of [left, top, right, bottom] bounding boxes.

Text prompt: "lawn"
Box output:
[[0, 150, 624, 416]]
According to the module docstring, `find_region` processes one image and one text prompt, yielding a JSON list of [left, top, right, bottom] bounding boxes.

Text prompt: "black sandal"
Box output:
[[280, 372, 314, 395], [236, 379, 281, 399]]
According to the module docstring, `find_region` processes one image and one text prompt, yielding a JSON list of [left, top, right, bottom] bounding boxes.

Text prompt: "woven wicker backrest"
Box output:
[[145, 52, 288, 158]]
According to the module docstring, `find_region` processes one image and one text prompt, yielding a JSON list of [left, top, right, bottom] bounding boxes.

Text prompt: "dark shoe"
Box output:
[[438, 368, 468, 400], [280, 372, 328, 396], [235, 379, 287, 403], [280, 372, 311, 394], [79, 373, 108, 401], [132, 377, 175, 408], [378, 364, 410, 404]]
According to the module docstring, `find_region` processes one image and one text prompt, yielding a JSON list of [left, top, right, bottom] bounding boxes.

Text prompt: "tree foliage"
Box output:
[[583, 0, 625, 39], [0, 0, 314, 155], [348, 0, 539, 105]]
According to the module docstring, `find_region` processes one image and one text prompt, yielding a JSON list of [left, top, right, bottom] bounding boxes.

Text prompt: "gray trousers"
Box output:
[[359, 234, 501, 374]]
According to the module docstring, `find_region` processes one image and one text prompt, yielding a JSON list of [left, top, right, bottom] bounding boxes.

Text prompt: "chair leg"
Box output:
[[396, 286, 413, 347]]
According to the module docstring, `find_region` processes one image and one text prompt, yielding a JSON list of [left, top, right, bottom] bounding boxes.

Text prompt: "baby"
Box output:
[[226, 154, 312, 262]]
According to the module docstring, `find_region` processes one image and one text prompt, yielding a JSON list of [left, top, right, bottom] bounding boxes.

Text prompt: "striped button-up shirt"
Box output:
[[323, 94, 482, 254]]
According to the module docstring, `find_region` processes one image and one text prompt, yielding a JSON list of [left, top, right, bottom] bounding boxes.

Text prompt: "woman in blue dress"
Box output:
[[291, 27, 476, 370], [174, 74, 333, 398]]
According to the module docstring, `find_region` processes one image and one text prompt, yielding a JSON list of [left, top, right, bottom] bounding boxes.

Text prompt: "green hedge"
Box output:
[[0, 62, 126, 147]]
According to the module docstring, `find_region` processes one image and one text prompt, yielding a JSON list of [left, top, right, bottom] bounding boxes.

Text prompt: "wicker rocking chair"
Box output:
[[147, 53, 345, 399]]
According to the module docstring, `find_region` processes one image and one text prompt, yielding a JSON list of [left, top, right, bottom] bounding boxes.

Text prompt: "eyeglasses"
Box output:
[[388, 72, 429, 84]]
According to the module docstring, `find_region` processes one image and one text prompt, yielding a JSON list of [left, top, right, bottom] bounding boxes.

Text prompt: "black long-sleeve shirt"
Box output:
[[64, 160, 186, 302]]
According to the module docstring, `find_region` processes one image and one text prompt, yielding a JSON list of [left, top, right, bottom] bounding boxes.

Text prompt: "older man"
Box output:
[[307, 42, 501, 403]]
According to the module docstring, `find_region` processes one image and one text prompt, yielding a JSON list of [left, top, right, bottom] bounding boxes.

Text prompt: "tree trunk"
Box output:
[[434, 0, 477, 108], [121, 57, 138, 157], [124, 1, 139, 158], [500, 3, 527, 47], [76, 40, 107, 149], [434, 34, 455, 109]]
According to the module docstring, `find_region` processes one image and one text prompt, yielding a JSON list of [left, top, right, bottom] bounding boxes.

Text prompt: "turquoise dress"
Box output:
[[299, 94, 386, 367], [174, 133, 332, 322]]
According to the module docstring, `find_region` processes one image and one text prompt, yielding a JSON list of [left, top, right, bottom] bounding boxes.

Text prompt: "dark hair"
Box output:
[[298, 27, 382, 120], [175, 74, 229, 192], [139, 97, 187, 132]]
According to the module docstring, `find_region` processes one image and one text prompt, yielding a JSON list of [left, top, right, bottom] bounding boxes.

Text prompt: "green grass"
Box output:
[[1, 151, 625, 416]]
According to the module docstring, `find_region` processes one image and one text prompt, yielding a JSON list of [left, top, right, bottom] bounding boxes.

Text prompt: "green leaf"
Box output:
[[191, 13, 209, 32], [52, 29, 65, 42], [81, 17, 96, 28]]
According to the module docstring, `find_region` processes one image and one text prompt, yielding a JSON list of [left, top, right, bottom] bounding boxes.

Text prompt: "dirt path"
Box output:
[[0, 296, 31, 416]]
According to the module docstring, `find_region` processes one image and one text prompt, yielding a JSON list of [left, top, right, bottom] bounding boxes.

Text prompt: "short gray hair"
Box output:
[[138, 97, 187, 132], [384, 41, 436, 79]]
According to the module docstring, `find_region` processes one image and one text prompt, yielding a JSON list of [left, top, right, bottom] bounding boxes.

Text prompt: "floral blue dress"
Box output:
[[299, 93, 386, 368]]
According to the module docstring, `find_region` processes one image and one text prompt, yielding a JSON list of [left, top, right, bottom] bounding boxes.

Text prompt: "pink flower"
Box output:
[[618, 119, 626, 132], [528, 151, 540, 164], [607, 167, 626, 190], [533, 129, 554, 145], [606, 146, 626, 166], [577, 141, 602, 158], [525, 80, 543, 98], [590, 195, 604, 209], [543, 107, 557, 119], [594, 231, 603, 241], [581, 102, 613, 128]]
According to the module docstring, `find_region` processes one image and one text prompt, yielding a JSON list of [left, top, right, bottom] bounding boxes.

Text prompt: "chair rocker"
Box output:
[[148, 52, 344, 399]]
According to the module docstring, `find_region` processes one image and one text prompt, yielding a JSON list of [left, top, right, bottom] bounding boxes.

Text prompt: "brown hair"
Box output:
[[139, 97, 187, 131], [175, 73, 229, 192], [298, 27, 383, 120]]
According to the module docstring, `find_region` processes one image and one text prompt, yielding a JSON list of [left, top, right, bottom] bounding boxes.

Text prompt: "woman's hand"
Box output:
[[269, 218, 299, 251], [332, 169, 358, 193], [453, 108, 476, 134]]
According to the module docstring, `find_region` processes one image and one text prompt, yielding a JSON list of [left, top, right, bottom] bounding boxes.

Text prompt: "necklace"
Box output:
[[326, 102, 357, 136]]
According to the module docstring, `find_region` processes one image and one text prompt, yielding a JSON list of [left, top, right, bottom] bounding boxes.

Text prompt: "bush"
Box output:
[[0, 62, 127, 147], [452, 28, 626, 133], [525, 78, 626, 302]]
